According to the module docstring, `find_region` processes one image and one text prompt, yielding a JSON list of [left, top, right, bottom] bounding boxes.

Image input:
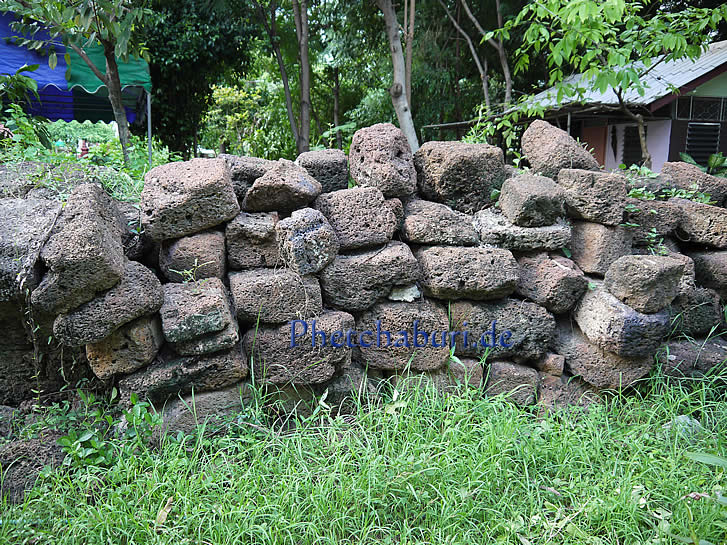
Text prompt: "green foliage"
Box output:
[[662, 184, 715, 205], [681, 151, 727, 177], [47, 120, 116, 145], [142, 0, 255, 157], [0, 63, 41, 104], [198, 80, 297, 160], [628, 186, 658, 200], [1, 103, 51, 152], [468, 0, 727, 150], [57, 390, 161, 470], [621, 163, 660, 181], [2, 373, 726, 544], [1, 0, 151, 64], [1, 113, 179, 201]]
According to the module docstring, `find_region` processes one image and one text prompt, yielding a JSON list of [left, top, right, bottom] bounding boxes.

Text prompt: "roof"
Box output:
[[530, 40, 727, 111]]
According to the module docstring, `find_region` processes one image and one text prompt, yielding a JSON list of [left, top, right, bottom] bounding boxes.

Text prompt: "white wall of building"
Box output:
[[604, 119, 672, 172]]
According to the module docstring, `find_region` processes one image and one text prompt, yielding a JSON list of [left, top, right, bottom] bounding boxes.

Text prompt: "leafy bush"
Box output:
[[46, 120, 116, 146], [681, 151, 727, 177]]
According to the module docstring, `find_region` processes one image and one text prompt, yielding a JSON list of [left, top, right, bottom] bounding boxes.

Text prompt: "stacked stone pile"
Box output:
[[1, 119, 725, 419]]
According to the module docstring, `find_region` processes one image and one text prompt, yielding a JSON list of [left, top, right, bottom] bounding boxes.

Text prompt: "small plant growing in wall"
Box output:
[[169, 259, 214, 284]]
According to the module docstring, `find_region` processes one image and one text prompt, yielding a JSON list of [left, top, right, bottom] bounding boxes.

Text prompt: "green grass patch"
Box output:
[[1, 375, 726, 545]]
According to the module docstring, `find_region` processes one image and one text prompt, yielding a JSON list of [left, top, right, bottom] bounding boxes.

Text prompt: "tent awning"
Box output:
[[0, 12, 151, 122]]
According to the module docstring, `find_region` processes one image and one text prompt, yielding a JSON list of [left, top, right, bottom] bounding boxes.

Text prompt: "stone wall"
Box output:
[[1, 120, 726, 417]]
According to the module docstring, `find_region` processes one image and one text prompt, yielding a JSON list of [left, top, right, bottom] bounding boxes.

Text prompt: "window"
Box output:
[[622, 125, 646, 166], [675, 96, 727, 121], [677, 97, 692, 119], [692, 98, 722, 121], [686, 122, 720, 165]]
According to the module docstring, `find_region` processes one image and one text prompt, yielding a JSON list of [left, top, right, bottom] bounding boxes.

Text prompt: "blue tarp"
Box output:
[[0, 12, 149, 123]]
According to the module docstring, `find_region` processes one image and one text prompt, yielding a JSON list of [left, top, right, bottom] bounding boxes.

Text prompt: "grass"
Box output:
[[1, 371, 726, 545]]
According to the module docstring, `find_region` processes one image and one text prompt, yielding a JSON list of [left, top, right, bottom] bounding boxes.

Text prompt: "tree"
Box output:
[[253, 0, 313, 155], [490, 0, 727, 166], [460, 0, 513, 106], [142, 0, 253, 158], [437, 0, 490, 109], [376, 0, 419, 152], [2, 0, 150, 164]]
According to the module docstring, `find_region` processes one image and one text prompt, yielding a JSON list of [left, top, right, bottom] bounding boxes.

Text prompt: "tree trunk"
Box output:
[[460, 0, 513, 106], [635, 114, 652, 168], [405, 0, 415, 106], [72, 41, 131, 165], [292, 0, 311, 153], [255, 0, 300, 151], [615, 89, 652, 168], [376, 0, 419, 152], [333, 67, 342, 149], [438, 0, 489, 110]]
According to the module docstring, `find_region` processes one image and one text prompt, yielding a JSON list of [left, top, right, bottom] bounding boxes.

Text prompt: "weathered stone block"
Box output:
[[661, 161, 727, 207], [499, 174, 566, 227], [159, 278, 232, 343], [349, 123, 417, 198], [401, 199, 478, 246], [415, 246, 519, 300], [118, 343, 248, 402], [573, 286, 670, 357], [450, 299, 555, 362], [537, 373, 600, 410], [229, 269, 322, 324], [220, 154, 275, 202], [521, 120, 599, 178], [276, 208, 339, 274], [603, 255, 685, 313], [516, 253, 588, 314], [388, 284, 421, 303], [534, 353, 565, 376], [485, 361, 538, 405], [295, 149, 349, 193], [474, 209, 571, 251], [31, 184, 125, 314], [673, 198, 727, 248], [557, 169, 627, 225], [243, 310, 354, 384], [386, 198, 404, 231], [53, 260, 164, 346], [658, 338, 727, 379], [689, 251, 727, 298], [354, 300, 450, 372], [414, 141, 505, 213], [314, 186, 396, 250], [160, 383, 252, 436], [624, 198, 682, 246], [670, 286, 724, 337], [225, 211, 279, 270], [159, 230, 226, 282], [319, 241, 419, 311], [172, 319, 240, 356], [554, 321, 654, 389], [243, 159, 321, 212], [85, 314, 163, 380], [141, 158, 240, 240], [0, 198, 61, 302], [569, 221, 632, 275]]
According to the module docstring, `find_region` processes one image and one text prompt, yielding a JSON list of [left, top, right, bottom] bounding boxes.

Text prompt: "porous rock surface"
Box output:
[[415, 141, 505, 213], [5, 118, 727, 426], [141, 158, 240, 240]]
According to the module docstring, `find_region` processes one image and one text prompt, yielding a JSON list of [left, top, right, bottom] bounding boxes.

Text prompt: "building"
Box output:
[[529, 40, 727, 171]]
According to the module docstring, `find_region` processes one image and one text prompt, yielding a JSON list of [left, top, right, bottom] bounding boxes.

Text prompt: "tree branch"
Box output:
[[437, 0, 489, 110], [69, 42, 108, 84]]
